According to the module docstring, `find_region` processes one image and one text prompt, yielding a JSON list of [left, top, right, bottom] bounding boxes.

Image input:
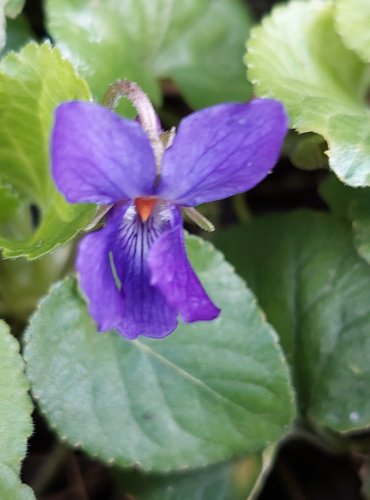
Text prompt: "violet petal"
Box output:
[[157, 99, 288, 206], [147, 220, 220, 323], [51, 101, 156, 204], [111, 202, 178, 339], [76, 210, 125, 332]]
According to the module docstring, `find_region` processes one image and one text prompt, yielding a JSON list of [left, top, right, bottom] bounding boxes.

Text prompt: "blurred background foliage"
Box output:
[[0, 0, 369, 498]]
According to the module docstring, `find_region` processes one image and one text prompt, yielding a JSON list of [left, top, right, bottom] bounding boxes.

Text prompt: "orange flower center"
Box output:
[[135, 197, 157, 223]]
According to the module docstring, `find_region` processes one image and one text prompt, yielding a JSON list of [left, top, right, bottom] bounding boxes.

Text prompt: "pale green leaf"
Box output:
[[0, 320, 33, 472], [246, 0, 370, 187], [163, 0, 252, 108], [0, 183, 18, 224], [4, 0, 24, 18], [335, 0, 370, 63], [215, 211, 370, 432], [0, 465, 35, 500], [0, 42, 96, 259], [45, 0, 252, 110], [25, 235, 294, 471]]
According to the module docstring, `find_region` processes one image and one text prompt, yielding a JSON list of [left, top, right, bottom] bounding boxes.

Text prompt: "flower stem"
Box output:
[[102, 80, 164, 173]]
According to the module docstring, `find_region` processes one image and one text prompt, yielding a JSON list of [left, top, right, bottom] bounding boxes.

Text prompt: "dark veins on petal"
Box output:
[[111, 202, 179, 339]]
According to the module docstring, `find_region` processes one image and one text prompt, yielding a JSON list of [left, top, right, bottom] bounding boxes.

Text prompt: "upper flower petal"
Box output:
[[51, 101, 157, 204], [147, 220, 220, 323], [110, 202, 179, 339], [156, 99, 288, 206]]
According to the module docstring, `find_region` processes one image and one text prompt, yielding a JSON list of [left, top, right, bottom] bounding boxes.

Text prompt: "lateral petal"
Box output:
[[157, 99, 288, 206], [76, 209, 126, 332], [51, 101, 156, 204], [147, 220, 220, 323]]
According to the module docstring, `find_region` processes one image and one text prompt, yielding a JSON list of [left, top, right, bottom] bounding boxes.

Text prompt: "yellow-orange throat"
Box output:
[[135, 197, 157, 223]]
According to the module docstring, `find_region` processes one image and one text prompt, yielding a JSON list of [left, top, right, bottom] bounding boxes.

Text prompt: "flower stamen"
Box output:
[[135, 197, 157, 223]]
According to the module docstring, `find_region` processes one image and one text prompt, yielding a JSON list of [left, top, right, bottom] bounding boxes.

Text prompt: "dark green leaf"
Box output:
[[320, 175, 370, 264], [1, 16, 33, 55], [116, 455, 262, 500], [0, 0, 26, 51], [215, 211, 370, 432]]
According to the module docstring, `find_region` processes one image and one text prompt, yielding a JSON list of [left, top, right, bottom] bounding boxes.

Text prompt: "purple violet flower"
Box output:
[[51, 82, 288, 340]]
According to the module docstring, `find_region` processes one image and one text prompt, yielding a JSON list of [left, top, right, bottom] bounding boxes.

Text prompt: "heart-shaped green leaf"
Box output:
[[215, 211, 370, 432], [246, 0, 370, 187], [335, 0, 370, 63], [25, 235, 294, 471], [0, 320, 33, 473], [0, 42, 96, 259], [45, 0, 252, 110]]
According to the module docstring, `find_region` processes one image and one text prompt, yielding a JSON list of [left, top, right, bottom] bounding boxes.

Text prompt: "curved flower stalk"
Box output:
[[51, 81, 288, 340]]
